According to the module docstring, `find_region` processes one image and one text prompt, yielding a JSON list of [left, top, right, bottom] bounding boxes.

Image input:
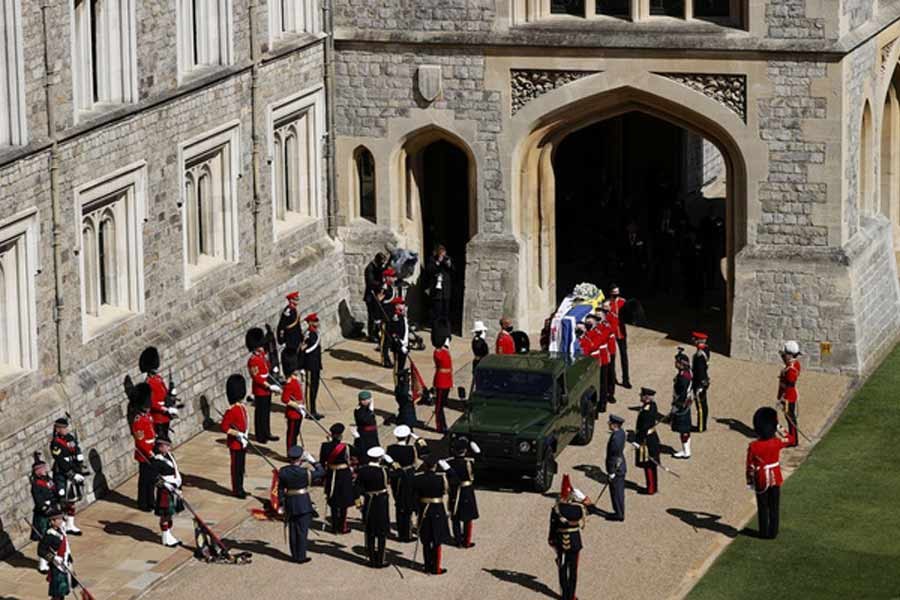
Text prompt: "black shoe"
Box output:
[[313, 413, 324, 420], [296, 557, 312, 564], [383, 361, 394, 369], [606, 515, 625, 522], [269, 435, 280, 442], [622, 381, 632, 389], [236, 491, 248, 499], [608, 396, 617, 404]]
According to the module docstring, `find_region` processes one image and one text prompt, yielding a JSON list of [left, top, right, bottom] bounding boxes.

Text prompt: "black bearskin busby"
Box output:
[[226, 374, 246, 405], [512, 331, 531, 354], [753, 406, 779, 440], [132, 382, 152, 411], [431, 318, 451, 349], [245, 327, 265, 352], [139, 346, 160, 374]]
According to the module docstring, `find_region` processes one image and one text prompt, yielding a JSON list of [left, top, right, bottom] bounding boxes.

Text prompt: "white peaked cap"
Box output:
[[367, 446, 386, 459], [472, 320, 488, 333], [393, 425, 412, 438], [783, 340, 800, 355]]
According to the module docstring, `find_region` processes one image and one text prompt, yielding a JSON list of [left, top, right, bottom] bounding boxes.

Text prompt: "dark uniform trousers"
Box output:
[[288, 513, 313, 561], [305, 371, 320, 415], [229, 448, 246, 496], [610, 475, 625, 520], [254, 394, 273, 441], [434, 388, 449, 433], [557, 549, 579, 600], [154, 422, 170, 440], [786, 402, 799, 447], [606, 361, 617, 401], [617, 336, 630, 386], [696, 387, 710, 432], [756, 486, 781, 539], [138, 462, 155, 512]]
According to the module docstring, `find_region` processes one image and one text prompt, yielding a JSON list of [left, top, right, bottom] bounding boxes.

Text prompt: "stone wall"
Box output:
[[843, 0, 877, 32], [757, 61, 829, 246], [765, 0, 829, 40], [334, 0, 496, 34], [844, 40, 878, 239]]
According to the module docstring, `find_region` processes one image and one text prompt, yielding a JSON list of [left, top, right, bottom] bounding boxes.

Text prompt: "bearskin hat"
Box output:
[[139, 346, 160, 374], [431, 318, 451, 349], [281, 352, 299, 376], [226, 374, 246, 404], [132, 382, 152, 411], [753, 406, 779, 440], [245, 327, 265, 352]]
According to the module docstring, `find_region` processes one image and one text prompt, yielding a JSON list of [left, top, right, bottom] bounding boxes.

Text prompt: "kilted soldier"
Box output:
[[30, 453, 57, 573], [364, 253, 387, 342], [378, 268, 400, 368], [355, 447, 394, 568], [319, 423, 356, 534], [691, 332, 711, 433], [432, 329, 453, 434], [280, 354, 305, 456], [548, 474, 591, 600], [353, 391, 379, 455], [140, 346, 178, 439], [37, 508, 74, 600], [131, 383, 156, 511], [221, 374, 250, 498], [247, 327, 282, 443], [387, 425, 428, 541], [278, 445, 324, 563], [608, 284, 631, 388], [150, 435, 184, 547], [606, 414, 627, 521], [471, 321, 489, 377], [447, 437, 480, 548], [747, 407, 788, 539], [671, 349, 694, 459], [412, 454, 454, 575], [778, 341, 803, 448], [302, 313, 323, 419], [388, 297, 409, 377], [634, 388, 662, 495], [49, 418, 85, 535], [277, 291, 304, 372]]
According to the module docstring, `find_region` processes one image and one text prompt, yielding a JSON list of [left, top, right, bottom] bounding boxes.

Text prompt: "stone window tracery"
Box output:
[[519, 0, 744, 27], [270, 0, 319, 46], [1, 0, 26, 146], [178, 0, 232, 80], [0, 209, 39, 377]]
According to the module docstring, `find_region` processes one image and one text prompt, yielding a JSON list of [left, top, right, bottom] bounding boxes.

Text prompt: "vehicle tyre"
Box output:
[[573, 406, 595, 446], [533, 453, 555, 493]]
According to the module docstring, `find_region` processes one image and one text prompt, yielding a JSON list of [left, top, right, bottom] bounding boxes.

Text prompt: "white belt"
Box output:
[[763, 462, 780, 470]]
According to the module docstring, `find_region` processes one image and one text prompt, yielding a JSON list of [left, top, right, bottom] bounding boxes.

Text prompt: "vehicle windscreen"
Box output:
[[474, 369, 555, 403]]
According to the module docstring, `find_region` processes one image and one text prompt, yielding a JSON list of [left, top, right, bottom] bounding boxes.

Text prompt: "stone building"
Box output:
[[2, 0, 900, 554]]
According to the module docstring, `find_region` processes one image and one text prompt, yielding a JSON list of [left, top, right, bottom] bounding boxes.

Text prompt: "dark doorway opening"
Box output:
[[419, 140, 470, 335], [553, 111, 728, 348]]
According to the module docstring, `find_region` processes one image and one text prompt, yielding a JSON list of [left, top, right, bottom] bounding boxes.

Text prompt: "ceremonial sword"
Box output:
[[777, 403, 813, 443], [629, 442, 681, 478]]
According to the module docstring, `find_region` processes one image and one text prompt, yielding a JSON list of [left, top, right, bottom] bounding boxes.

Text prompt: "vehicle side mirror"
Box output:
[[457, 386, 467, 401]]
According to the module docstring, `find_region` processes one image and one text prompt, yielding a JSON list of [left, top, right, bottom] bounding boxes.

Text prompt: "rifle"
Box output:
[[214, 409, 280, 471], [264, 323, 282, 375], [166, 369, 186, 411], [23, 519, 96, 600]]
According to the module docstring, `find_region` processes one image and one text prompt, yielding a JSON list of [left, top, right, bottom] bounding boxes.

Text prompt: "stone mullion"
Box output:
[[585, 0, 596, 18]]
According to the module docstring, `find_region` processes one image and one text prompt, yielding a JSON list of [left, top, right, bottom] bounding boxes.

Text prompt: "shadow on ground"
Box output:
[[483, 568, 557, 598]]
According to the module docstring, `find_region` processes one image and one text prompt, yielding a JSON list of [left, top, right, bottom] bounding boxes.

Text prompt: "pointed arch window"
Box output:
[[270, 0, 319, 46], [178, 0, 232, 80], [0, 209, 38, 377], [354, 146, 377, 223]]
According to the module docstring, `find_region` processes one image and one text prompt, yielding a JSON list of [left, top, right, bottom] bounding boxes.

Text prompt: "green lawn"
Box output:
[[687, 345, 900, 600]]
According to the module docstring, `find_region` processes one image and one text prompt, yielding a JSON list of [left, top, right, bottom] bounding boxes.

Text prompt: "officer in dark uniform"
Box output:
[[634, 388, 662, 495], [412, 454, 454, 575], [354, 446, 393, 567], [386, 425, 428, 541], [548, 474, 591, 600], [319, 423, 356, 534], [378, 268, 399, 368], [394, 369, 416, 429], [364, 253, 387, 342], [49, 418, 87, 535], [424, 244, 454, 327], [691, 332, 711, 432], [606, 414, 627, 521], [671, 349, 694, 459], [447, 437, 480, 548], [302, 313, 323, 419], [278, 445, 324, 563], [30, 452, 57, 573], [387, 297, 409, 376], [277, 291, 304, 373], [353, 390, 379, 455], [470, 321, 489, 380]]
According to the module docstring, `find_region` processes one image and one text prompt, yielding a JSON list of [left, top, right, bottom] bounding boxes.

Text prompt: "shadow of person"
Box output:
[[199, 395, 216, 431], [98, 520, 159, 544], [337, 299, 366, 340], [222, 538, 292, 563], [88, 448, 110, 496], [182, 474, 236, 498], [483, 568, 558, 599], [328, 348, 382, 368], [307, 539, 369, 567], [715, 417, 756, 439], [212, 438, 284, 463], [333, 376, 393, 396], [666, 508, 740, 538], [350, 544, 421, 572], [573, 464, 607, 484]]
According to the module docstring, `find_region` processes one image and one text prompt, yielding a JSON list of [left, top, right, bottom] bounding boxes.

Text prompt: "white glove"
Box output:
[[58, 489, 65, 497], [73, 473, 84, 484], [302, 451, 315, 463], [170, 386, 178, 397], [608, 473, 616, 480], [299, 405, 309, 417], [410, 433, 421, 441], [270, 384, 283, 394], [53, 555, 64, 567], [351, 427, 360, 439], [237, 432, 249, 448], [572, 488, 586, 502], [438, 459, 451, 471], [168, 407, 179, 417], [76, 454, 84, 462], [470, 441, 481, 455], [382, 454, 394, 465]]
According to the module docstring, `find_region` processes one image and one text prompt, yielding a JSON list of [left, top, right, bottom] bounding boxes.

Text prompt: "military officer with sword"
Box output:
[[548, 474, 592, 600], [354, 446, 395, 568], [605, 414, 627, 521], [412, 454, 454, 575], [278, 445, 324, 563], [634, 387, 663, 494], [319, 423, 357, 534]]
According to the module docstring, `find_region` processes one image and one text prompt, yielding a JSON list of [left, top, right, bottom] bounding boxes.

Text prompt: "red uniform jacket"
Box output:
[[132, 412, 155, 463], [220, 404, 249, 451], [778, 359, 801, 403], [604, 316, 618, 356], [433, 347, 453, 389], [587, 325, 611, 366], [147, 373, 170, 425], [281, 376, 304, 421], [248, 350, 271, 398], [496, 330, 516, 355], [746, 437, 787, 491], [609, 297, 626, 339]]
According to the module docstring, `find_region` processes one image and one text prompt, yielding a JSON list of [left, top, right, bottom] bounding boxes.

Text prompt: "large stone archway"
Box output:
[[507, 73, 760, 352]]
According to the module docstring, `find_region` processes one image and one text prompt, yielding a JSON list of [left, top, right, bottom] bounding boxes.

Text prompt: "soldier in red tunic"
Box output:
[[139, 347, 178, 439], [747, 406, 788, 539], [777, 341, 802, 448], [281, 354, 305, 456], [247, 327, 282, 444], [600, 301, 618, 404], [582, 314, 610, 412], [432, 335, 453, 434], [130, 383, 156, 512], [495, 317, 516, 355], [221, 374, 250, 498], [608, 284, 631, 388]]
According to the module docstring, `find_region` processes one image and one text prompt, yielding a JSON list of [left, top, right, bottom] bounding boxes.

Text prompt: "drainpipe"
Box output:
[[249, 0, 263, 272], [41, 1, 64, 378], [323, 0, 338, 238]]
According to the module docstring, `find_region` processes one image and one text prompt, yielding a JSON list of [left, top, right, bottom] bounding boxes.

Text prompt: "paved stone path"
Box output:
[[0, 328, 850, 600]]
